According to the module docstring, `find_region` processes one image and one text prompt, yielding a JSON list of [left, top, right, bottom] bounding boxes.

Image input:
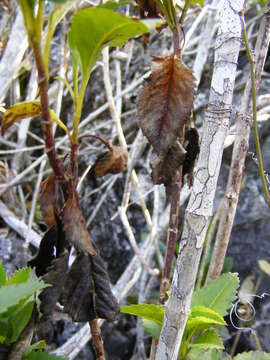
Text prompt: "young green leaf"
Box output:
[[0, 280, 48, 314], [24, 351, 68, 360], [188, 348, 223, 360], [189, 329, 223, 350], [8, 299, 34, 343], [120, 303, 164, 324], [68, 7, 160, 93], [0, 263, 6, 287], [233, 352, 270, 360], [23, 340, 47, 357], [100, 0, 133, 10], [44, 0, 74, 75], [192, 273, 239, 316], [6, 267, 31, 286], [186, 306, 226, 333], [142, 318, 162, 339], [192, 0, 204, 6]]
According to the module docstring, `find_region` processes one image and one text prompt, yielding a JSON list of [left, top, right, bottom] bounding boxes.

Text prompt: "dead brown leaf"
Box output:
[[39, 172, 59, 227], [91, 145, 128, 178], [62, 254, 119, 322], [137, 54, 196, 157], [62, 194, 97, 255]]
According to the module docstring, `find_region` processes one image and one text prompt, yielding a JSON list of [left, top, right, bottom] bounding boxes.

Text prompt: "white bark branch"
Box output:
[[156, 1, 245, 358], [207, 0, 270, 280]]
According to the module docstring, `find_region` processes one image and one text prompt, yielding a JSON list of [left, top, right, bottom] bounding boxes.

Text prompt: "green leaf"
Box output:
[[233, 351, 270, 360], [192, 0, 204, 5], [68, 8, 160, 90], [186, 306, 226, 333], [120, 304, 164, 324], [100, 0, 133, 10], [142, 318, 162, 339], [24, 351, 68, 360], [222, 256, 234, 274], [23, 341, 47, 357], [6, 267, 31, 286], [0, 318, 11, 343], [0, 279, 48, 314], [44, 0, 73, 76], [0, 335, 6, 344], [190, 330, 223, 350], [192, 273, 239, 317], [9, 299, 34, 343], [188, 348, 223, 360], [0, 263, 6, 287], [48, 0, 69, 3]]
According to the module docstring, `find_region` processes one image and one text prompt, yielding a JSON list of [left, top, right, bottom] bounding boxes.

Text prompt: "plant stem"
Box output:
[[89, 320, 105, 360], [240, 12, 270, 208], [159, 168, 183, 304], [31, 40, 70, 199], [179, 0, 192, 28]]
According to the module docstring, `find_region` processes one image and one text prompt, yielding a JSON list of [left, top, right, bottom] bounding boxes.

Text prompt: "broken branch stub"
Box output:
[[137, 54, 196, 192]]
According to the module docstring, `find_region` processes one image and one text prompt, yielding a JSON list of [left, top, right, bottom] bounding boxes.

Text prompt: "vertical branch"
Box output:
[[207, 0, 270, 281], [158, 24, 184, 303], [156, 0, 245, 358], [31, 40, 69, 199]]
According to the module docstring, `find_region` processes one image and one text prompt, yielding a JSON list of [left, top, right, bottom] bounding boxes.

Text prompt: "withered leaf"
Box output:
[[39, 254, 69, 317], [28, 216, 66, 277], [62, 254, 119, 322], [62, 194, 97, 255], [137, 54, 196, 157], [0, 101, 41, 135], [91, 145, 128, 178], [39, 172, 58, 227], [28, 226, 57, 277], [136, 0, 160, 18], [182, 128, 200, 187], [151, 139, 186, 189]]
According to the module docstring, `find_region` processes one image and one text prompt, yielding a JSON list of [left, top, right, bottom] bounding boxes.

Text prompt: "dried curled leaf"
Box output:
[[62, 254, 119, 322], [39, 172, 59, 227], [136, 0, 160, 19], [62, 194, 97, 255], [137, 54, 196, 157], [151, 140, 186, 187], [39, 254, 69, 317], [91, 145, 128, 178], [137, 54, 196, 193]]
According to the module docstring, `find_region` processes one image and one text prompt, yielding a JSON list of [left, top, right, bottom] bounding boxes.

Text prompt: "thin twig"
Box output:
[[240, 11, 270, 207], [118, 206, 159, 276], [102, 47, 152, 230]]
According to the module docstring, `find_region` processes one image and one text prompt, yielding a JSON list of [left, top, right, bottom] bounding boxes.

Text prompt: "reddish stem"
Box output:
[[83, 134, 114, 152], [89, 320, 106, 360], [32, 41, 70, 199]]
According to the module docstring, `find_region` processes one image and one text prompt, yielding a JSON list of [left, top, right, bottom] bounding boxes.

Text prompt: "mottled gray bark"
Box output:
[[156, 0, 245, 358], [207, 0, 270, 280]]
